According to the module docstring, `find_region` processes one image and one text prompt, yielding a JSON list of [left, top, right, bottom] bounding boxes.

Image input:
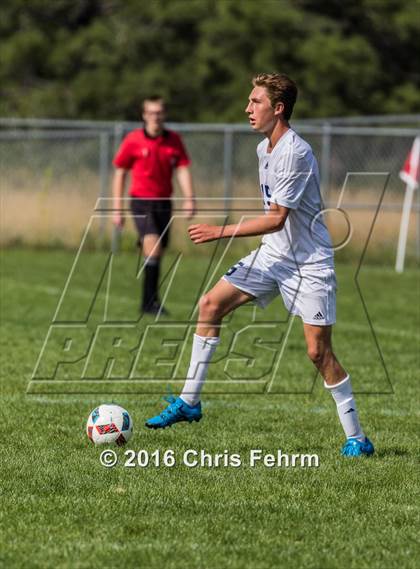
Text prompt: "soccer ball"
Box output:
[[86, 404, 133, 446]]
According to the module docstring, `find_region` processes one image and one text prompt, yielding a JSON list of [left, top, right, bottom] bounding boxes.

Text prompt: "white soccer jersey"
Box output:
[[257, 129, 333, 267]]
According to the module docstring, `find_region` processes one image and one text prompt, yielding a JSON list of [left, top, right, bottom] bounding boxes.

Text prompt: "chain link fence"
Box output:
[[1, 117, 419, 263]]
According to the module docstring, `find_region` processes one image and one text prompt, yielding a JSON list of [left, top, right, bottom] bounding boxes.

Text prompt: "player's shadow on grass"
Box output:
[[373, 448, 409, 458]]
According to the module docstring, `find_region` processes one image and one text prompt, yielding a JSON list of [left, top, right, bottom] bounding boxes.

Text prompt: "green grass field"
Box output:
[[1, 248, 419, 568]]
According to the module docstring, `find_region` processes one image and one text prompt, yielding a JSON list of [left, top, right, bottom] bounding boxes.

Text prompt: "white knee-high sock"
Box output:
[[325, 375, 365, 441], [180, 334, 220, 406]]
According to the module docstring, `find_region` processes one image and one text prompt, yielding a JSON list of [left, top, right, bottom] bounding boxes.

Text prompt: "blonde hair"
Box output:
[[252, 73, 297, 120]]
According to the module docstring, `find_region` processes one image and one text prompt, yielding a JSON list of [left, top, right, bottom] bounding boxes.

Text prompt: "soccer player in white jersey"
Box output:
[[146, 73, 374, 457]]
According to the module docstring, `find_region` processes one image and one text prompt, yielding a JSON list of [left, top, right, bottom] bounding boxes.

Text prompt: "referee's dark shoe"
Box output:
[[142, 301, 170, 316]]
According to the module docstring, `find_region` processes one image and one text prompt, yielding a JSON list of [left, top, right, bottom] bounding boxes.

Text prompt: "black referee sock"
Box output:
[[142, 257, 160, 310]]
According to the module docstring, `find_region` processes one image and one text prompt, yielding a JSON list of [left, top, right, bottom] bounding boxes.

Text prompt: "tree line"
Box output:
[[1, 0, 419, 121]]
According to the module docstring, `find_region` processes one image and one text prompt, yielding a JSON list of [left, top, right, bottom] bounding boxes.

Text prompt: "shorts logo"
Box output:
[[313, 311, 324, 321]]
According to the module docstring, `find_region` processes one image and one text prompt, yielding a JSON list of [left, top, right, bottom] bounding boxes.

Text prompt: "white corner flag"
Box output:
[[395, 136, 420, 273]]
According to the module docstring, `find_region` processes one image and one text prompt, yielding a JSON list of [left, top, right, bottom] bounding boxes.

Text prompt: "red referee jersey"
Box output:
[[113, 128, 190, 198]]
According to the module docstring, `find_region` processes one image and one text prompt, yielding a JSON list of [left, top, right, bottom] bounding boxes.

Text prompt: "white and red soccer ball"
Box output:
[[87, 404, 133, 446]]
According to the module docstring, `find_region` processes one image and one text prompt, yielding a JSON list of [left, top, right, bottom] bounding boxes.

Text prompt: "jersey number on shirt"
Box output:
[[260, 184, 271, 207]]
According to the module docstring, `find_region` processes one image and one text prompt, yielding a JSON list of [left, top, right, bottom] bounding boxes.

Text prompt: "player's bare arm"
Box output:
[[188, 203, 289, 244], [112, 167, 128, 227], [176, 165, 196, 219]]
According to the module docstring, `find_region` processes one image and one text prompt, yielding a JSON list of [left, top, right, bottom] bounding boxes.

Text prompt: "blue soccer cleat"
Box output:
[[145, 396, 202, 429], [341, 437, 375, 457]]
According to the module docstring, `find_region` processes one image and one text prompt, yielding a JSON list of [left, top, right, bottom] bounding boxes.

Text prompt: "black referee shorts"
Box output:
[[130, 198, 172, 249]]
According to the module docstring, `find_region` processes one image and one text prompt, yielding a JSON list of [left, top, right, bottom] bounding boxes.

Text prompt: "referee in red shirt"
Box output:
[[112, 95, 195, 314]]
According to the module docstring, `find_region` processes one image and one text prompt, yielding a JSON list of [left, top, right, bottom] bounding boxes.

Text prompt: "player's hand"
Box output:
[[188, 224, 223, 244], [113, 213, 125, 228], [183, 198, 196, 219]]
